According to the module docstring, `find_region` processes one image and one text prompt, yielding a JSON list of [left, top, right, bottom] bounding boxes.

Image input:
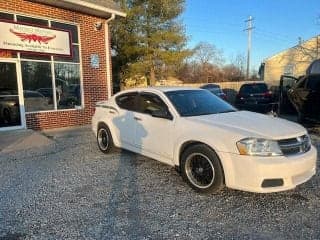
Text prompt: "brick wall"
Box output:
[[0, 0, 111, 130]]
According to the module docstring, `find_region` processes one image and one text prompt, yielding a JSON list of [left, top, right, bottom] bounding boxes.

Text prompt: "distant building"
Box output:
[[260, 35, 320, 86]]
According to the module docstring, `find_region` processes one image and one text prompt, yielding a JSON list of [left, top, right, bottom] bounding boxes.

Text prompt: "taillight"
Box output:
[[222, 94, 227, 100], [236, 93, 243, 99], [263, 91, 272, 97]]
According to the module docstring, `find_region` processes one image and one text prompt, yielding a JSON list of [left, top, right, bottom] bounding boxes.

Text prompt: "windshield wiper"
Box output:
[[217, 110, 237, 114]]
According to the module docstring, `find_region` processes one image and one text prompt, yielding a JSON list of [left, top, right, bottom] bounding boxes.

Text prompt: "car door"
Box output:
[[288, 77, 308, 113], [279, 75, 297, 113], [113, 92, 139, 148], [133, 92, 175, 164], [305, 75, 320, 119]]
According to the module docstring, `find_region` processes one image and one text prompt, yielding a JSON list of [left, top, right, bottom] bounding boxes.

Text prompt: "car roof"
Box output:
[[200, 83, 220, 89], [115, 86, 201, 95], [241, 82, 267, 86]]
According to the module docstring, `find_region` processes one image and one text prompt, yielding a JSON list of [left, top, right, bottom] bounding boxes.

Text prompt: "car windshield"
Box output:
[[165, 90, 236, 117], [208, 88, 222, 94], [240, 84, 268, 94]]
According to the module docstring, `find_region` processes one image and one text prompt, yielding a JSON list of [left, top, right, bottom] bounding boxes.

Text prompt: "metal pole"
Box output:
[[245, 16, 254, 80]]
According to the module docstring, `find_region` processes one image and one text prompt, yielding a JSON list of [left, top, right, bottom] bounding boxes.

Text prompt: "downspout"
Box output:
[[105, 13, 115, 98]]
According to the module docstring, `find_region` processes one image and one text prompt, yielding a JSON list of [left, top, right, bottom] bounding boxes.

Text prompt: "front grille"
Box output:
[[278, 135, 311, 156]]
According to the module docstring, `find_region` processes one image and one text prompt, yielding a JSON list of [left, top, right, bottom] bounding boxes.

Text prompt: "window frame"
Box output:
[[0, 9, 84, 113]]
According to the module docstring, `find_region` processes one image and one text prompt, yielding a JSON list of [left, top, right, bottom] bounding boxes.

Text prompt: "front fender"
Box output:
[[172, 130, 234, 167]]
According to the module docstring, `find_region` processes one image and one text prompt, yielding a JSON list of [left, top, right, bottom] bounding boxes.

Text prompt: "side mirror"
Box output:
[[151, 109, 173, 120]]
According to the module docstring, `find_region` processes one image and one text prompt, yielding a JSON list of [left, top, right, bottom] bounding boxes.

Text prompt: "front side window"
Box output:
[[166, 90, 236, 117], [138, 93, 169, 115], [116, 92, 138, 111]]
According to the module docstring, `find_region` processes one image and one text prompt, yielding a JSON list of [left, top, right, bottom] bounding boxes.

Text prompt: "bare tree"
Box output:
[[191, 42, 224, 83], [231, 53, 246, 80], [294, 36, 320, 61], [193, 42, 224, 66]]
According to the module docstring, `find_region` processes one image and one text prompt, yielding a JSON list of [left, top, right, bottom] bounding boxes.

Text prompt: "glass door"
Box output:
[[0, 60, 24, 130]]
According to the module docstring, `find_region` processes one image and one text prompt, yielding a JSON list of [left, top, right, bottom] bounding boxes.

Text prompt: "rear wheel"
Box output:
[[181, 144, 224, 193], [97, 124, 114, 153]]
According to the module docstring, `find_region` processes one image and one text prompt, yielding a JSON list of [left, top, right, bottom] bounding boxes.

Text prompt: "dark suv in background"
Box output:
[[200, 83, 227, 100], [235, 82, 275, 113], [288, 74, 320, 123]]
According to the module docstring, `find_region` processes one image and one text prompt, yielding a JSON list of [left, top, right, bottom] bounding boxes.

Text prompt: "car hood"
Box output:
[[187, 111, 306, 139]]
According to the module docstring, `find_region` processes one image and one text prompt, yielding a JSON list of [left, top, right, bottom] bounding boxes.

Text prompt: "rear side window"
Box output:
[[115, 92, 138, 111], [239, 84, 268, 94], [306, 76, 320, 91], [138, 93, 168, 115]]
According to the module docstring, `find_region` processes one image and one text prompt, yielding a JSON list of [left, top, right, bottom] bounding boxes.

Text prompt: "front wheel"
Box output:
[[181, 144, 224, 193], [97, 124, 114, 154]]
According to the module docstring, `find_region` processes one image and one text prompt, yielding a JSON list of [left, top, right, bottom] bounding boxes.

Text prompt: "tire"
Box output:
[[97, 123, 114, 154], [181, 144, 224, 193]]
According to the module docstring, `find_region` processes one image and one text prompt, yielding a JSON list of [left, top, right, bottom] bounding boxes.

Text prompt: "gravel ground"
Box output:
[[0, 126, 319, 240]]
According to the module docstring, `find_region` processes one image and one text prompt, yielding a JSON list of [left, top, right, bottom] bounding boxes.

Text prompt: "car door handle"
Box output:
[[109, 110, 116, 114], [134, 117, 142, 121]]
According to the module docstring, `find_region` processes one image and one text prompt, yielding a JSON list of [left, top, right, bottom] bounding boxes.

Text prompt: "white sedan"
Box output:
[[92, 87, 317, 193]]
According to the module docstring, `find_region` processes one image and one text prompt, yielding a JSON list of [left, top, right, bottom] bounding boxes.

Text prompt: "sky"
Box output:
[[182, 0, 320, 71]]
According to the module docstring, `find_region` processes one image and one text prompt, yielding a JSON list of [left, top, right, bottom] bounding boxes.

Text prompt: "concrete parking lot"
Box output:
[[0, 125, 319, 240]]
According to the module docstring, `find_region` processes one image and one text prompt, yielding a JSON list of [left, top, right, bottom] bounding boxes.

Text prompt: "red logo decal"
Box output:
[[10, 29, 56, 44]]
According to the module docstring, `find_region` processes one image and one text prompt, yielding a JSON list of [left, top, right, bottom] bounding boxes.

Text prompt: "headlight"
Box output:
[[236, 138, 283, 156]]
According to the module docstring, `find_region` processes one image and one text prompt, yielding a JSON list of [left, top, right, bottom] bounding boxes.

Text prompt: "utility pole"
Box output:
[[244, 16, 254, 80]]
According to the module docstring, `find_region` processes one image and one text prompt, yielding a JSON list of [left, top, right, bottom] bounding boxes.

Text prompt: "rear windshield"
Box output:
[[239, 83, 268, 94], [165, 90, 236, 117]]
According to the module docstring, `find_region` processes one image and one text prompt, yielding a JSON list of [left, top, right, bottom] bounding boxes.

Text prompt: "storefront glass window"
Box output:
[[20, 53, 51, 61], [0, 12, 83, 113], [0, 50, 17, 58], [54, 45, 80, 63], [21, 61, 54, 112], [17, 16, 48, 26], [55, 63, 81, 109], [51, 21, 79, 43], [0, 12, 13, 21]]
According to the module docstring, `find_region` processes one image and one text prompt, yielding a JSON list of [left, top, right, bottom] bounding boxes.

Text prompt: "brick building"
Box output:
[[0, 0, 125, 131]]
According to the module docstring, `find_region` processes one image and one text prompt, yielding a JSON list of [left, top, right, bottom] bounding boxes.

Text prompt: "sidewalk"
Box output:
[[0, 129, 53, 153], [0, 125, 91, 153]]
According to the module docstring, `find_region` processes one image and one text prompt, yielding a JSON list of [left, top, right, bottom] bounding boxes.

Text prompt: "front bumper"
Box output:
[[218, 146, 317, 193]]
